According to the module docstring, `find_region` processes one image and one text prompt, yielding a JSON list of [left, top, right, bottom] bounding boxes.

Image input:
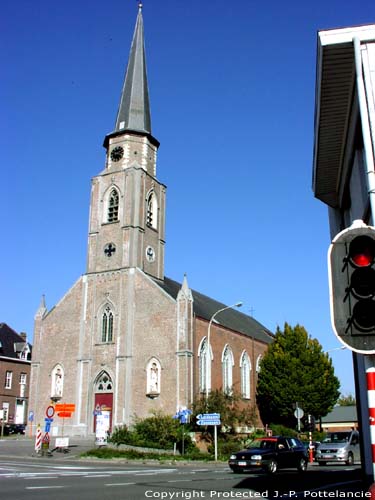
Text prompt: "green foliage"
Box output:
[[81, 447, 210, 461], [256, 323, 340, 428], [109, 411, 196, 453], [337, 393, 356, 406], [192, 389, 258, 435], [269, 424, 298, 437]]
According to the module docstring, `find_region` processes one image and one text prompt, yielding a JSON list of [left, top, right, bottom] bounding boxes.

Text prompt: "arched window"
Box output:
[[107, 188, 119, 222], [146, 357, 161, 396], [146, 191, 158, 229], [101, 304, 114, 343], [51, 364, 64, 398], [256, 354, 262, 373], [95, 371, 113, 392], [198, 337, 211, 393], [222, 345, 234, 395], [240, 351, 251, 399]]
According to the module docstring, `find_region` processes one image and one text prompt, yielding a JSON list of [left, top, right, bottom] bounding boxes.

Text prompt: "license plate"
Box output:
[[238, 461, 247, 466], [323, 455, 333, 459]]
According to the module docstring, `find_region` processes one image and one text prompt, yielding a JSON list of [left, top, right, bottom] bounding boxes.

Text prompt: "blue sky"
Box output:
[[2, 0, 374, 396]]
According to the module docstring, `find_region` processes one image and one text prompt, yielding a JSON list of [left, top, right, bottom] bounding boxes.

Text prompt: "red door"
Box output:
[[94, 393, 113, 432]]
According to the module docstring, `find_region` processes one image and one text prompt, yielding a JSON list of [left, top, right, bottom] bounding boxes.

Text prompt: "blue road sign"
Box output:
[[197, 419, 221, 426], [44, 417, 54, 423], [196, 413, 220, 419], [45, 422, 51, 433]]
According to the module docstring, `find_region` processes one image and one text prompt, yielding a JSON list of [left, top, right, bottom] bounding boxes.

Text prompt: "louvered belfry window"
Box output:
[[108, 189, 119, 222]]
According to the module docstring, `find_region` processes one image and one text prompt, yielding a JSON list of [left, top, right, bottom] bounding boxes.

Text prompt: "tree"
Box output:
[[256, 323, 340, 428], [337, 393, 356, 406], [192, 389, 258, 434]]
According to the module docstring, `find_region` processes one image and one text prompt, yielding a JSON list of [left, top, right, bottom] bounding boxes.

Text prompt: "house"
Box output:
[[0, 323, 31, 426], [321, 406, 358, 432]]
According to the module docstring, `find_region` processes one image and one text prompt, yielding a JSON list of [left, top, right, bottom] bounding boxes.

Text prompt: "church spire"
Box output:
[[114, 3, 151, 135]]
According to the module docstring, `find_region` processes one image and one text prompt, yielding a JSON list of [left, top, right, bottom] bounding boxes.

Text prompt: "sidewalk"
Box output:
[[0, 435, 96, 459]]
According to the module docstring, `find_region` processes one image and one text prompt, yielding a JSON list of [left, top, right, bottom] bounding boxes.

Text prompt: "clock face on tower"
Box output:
[[110, 146, 124, 162]]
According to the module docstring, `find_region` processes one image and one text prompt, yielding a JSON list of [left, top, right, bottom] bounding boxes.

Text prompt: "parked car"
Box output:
[[315, 430, 360, 466], [2, 424, 26, 436], [228, 436, 308, 474]]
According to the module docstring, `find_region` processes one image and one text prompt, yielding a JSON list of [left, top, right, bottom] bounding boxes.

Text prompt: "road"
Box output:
[[0, 437, 368, 499]]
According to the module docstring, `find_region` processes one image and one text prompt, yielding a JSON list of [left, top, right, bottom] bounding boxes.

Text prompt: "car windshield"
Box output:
[[248, 439, 277, 450], [322, 432, 350, 444]]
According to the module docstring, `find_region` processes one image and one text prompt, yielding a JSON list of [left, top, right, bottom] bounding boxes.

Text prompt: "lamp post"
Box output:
[[205, 301, 243, 400]]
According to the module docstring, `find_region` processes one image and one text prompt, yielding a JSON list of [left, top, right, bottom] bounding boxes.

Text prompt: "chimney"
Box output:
[[20, 332, 27, 342]]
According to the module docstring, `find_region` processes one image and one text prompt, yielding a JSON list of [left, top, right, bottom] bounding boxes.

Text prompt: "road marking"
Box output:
[[26, 486, 65, 490], [84, 474, 110, 478], [167, 479, 192, 483], [105, 482, 136, 487]]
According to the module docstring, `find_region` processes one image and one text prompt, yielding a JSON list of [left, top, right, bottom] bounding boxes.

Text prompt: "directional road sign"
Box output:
[[196, 413, 221, 426]]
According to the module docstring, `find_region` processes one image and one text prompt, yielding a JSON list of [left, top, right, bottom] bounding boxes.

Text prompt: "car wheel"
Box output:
[[297, 458, 308, 472], [318, 462, 326, 466], [266, 460, 278, 474], [346, 453, 354, 466]]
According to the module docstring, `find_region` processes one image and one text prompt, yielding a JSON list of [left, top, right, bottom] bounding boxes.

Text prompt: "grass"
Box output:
[[81, 447, 215, 461]]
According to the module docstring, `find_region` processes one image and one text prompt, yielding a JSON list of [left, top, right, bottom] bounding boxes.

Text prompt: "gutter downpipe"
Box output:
[[353, 36, 375, 484]]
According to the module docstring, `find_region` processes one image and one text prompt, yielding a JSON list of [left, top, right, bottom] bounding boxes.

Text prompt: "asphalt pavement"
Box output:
[[0, 435, 374, 498]]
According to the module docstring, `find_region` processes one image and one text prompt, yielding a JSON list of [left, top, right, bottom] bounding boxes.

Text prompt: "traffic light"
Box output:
[[328, 220, 375, 353]]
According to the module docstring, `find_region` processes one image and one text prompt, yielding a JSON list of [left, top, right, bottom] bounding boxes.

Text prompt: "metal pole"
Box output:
[[214, 424, 218, 461]]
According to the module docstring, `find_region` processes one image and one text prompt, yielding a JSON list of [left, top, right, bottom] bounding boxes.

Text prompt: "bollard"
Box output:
[[35, 425, 42, 454]]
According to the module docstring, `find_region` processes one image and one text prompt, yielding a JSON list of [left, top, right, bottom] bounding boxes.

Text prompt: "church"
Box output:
[[29, 5, 273, 437]]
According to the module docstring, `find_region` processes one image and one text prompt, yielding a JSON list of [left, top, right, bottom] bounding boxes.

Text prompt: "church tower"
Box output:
[[87, 4, 166, 280]]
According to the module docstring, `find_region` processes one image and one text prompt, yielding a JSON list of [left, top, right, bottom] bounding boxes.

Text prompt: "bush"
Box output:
[[109, 411, 197, 454], [269, 424, 298, 437]]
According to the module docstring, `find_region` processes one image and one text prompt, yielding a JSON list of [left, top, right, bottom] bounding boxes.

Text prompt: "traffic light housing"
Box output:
[[328, 220, 375, 353]]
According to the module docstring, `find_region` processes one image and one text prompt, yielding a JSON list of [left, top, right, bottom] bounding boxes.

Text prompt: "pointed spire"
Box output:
[[178, 274, 193, 302], [114, 4, 151, 135], [35, 294, 47, 320]]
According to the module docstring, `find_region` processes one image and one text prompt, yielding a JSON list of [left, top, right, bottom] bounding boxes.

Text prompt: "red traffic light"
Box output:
[[349, 236, 375, 267]]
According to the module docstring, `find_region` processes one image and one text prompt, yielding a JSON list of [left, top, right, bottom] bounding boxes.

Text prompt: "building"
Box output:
[[29, 5, 273, 437], [321, 406, 358, 432], [312, 23, 375, 483], [0, 323, 31, 426]]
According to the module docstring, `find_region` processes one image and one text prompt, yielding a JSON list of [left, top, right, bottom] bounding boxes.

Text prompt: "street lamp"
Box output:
[[205, 301, 243, 399]]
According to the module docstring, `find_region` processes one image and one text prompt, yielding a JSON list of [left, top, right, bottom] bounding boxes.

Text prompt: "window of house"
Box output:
[[19, 373, 27, 398], [198, 338, 211, 393], [2, 403, 9, 422], [146, 191, 158, 229], [146, 358, 161, 396], [222, 345, 234, 395], [101, 305, 114, 343], [240, 351, 251, 399], [51, 365, 64, 398], [5, 371, 12, 389], [107, 188, 119, 222], [256, 354, 262, 373]]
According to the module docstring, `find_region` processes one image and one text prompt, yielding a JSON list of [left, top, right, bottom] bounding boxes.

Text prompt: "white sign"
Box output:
[[55, 437, 69, 448], [95, 411, 110, 445], [294, 408, 304, 419]]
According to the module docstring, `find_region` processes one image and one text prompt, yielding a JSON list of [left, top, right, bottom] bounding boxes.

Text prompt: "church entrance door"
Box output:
[[94, 393, 113, 432]]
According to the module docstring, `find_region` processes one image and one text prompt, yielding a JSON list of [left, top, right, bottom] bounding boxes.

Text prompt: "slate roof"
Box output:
[[321, 405, 357, 424], [0, 323, 31, 360], [155, 276, 274, 345]]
